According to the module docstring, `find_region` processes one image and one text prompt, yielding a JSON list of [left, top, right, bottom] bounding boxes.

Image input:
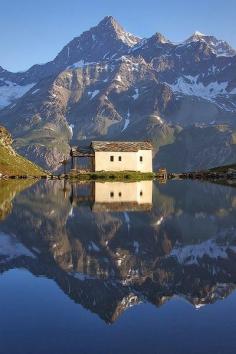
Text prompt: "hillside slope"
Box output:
[[156, 125, 236, 172], [0, 126, 46, 176]]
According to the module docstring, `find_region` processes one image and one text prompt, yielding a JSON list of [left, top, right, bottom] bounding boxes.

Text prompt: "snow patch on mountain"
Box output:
[[124, 212, 130, 231], [89, 90, 100, 99], [68, 124, 74, 137], [169, 239, 236, 265], [231, 88, 236, 94], [152, 115, 164, 124], [133, 241, 140, 254], [119, 32, 140, 47], [116, 75, 122, 82], [31, 88, 40, 95], [67, 60, 97, 70], [129, 39, 148, 53], [0, 232, 35, 263], [88, 241, 100, 252], [68, 207, 74, 218], [153, 216, 164, 226], [166, 75, 232, 99], [121, 110, 130, 132], [0, 80, 35, 108], [132, 88, 139, 100], [70, 272, 97, 281], [194, 31, 206, 37]]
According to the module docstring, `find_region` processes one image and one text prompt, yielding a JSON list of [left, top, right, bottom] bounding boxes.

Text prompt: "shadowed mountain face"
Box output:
[[1, 180, 236, 323], [0, 17, 236, 170]]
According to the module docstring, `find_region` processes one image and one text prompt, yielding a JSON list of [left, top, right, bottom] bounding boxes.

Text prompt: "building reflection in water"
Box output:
[[70, 180, 153, 212]]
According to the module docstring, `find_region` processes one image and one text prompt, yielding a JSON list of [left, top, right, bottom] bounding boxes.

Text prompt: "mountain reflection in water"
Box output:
[[0, 179, 236, 324]]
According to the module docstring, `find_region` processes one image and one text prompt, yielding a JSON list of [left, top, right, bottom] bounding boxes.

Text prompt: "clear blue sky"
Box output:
[[1, 0, 235, 72]]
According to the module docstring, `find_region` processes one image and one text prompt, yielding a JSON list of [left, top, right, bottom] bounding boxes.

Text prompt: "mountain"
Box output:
[[156, 124, 236, 171], [0, 125, 46, 176], [0, 16, 236, 171], [185, 31, 236, 57]]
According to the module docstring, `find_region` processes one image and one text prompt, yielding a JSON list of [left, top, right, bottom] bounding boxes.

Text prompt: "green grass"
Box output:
[[69, 170, 155, 181], [0, 145, 46, 177]]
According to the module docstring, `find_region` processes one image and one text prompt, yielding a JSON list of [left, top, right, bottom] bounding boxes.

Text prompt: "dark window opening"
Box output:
[[110, 192, 114, 198], [140, 156, 143, 162], [140, 191, 143, 196], [110, 156, 114, 162], [118, 156, 122, 161], [118, 192, 122, 197]]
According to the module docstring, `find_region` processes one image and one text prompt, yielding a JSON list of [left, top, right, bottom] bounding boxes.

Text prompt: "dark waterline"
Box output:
[[0, 179, 236, 354]]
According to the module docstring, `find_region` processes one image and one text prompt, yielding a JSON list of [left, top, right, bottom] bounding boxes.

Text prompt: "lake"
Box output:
[[0, 179, 236, 354]]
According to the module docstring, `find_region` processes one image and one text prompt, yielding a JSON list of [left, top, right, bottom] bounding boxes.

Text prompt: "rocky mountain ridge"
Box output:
[[0, 16, 236, 171]]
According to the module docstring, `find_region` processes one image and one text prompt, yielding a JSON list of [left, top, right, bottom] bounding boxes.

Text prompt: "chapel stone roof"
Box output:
[[91, 141, 152, 152]]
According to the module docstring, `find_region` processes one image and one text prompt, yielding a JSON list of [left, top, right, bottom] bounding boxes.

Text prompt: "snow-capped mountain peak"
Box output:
[[50, 16, 141, 71], [96, 16, 140, 47], [185, 32, 236, 57], [0, 66, 6, 74], [193, 31, 206, 37], [152, 32, 170, 44], [99, 15, 118, 27]]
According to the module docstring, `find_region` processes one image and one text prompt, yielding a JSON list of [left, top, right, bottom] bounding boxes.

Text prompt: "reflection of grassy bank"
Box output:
[[0, 179, 36, 221], [69, 171, 155, 181]]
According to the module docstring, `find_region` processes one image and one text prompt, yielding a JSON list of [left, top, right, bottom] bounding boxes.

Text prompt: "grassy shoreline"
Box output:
[[68, 171, 156, 181]]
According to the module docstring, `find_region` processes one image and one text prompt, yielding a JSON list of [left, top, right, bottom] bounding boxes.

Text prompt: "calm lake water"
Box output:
[[0, 179, 236, 354]]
